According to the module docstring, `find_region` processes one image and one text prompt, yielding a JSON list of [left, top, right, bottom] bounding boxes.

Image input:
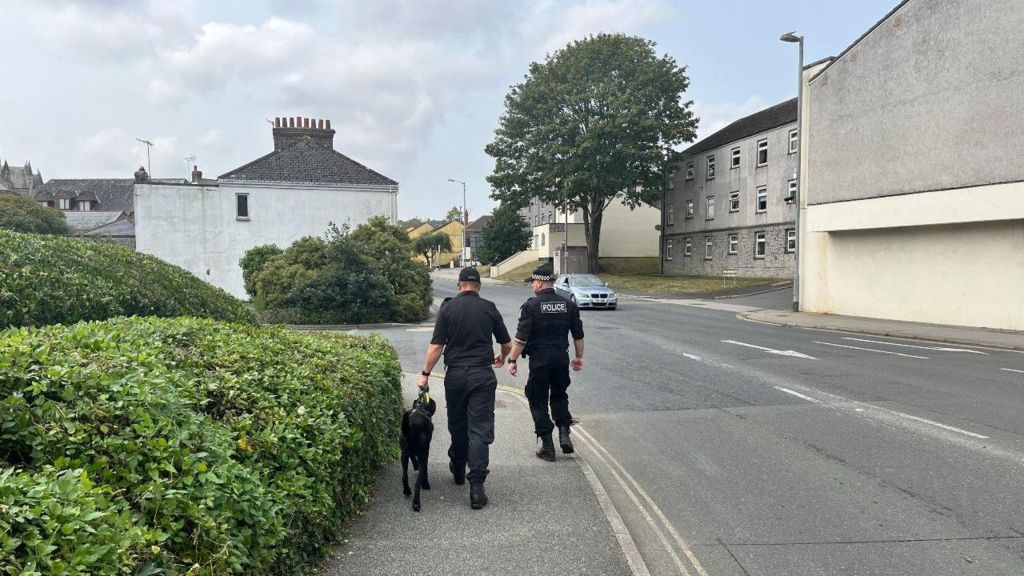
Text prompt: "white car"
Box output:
[[553, 274, 618, 310]]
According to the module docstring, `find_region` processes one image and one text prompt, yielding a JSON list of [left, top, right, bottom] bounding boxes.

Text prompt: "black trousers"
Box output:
[[525, 350, 572, 437], [444, 365, 497, 483]]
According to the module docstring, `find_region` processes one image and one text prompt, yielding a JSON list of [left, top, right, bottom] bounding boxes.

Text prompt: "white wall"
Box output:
[[135, 181, 397, 298], [599, 200, 660, 257]]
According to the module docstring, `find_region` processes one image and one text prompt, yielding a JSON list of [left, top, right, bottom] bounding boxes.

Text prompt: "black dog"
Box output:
[[401, 390, 436, 512]]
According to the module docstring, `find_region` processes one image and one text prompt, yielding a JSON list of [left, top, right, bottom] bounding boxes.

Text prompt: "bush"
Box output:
[[0, 316, 403, 575], [0, 195, 69, 235], [0, 230, 253, 327], [254, 217, 432, 324], [239, 244, 283, 299]]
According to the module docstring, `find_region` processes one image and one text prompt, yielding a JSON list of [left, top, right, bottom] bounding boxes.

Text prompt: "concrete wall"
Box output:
[[806, 0, 1024, 204], [532, 223, 586, 259], [663, 224, 794, 278], [490, 249, 540, 278], [135, 181, 397, 298], [599, 199, 660, 257]]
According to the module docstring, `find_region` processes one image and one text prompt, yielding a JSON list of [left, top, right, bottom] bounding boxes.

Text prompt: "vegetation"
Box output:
[[253, 217, 432, 324], [0, 316, 402, 575], [397, 217, 426, 230], [477, 202, 530, 265], [598, 257, 660, 275], [239, 244, 283, 299], [0, 194, 69, 235], [600, 274, 784, 295], [486, 33, 698, 271], [444, 206, 463, 224], [0, 230, 253, 328], [412, 231, 453, 269]]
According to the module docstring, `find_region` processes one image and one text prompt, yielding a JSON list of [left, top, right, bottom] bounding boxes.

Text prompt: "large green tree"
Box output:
[[476, 202, 530, 265], [486, 33, 698, 271], [0, 194, 69, 235], [444, 206, 463, 224]]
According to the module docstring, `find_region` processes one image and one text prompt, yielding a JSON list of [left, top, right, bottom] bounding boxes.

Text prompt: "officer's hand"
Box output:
[[417, 374, 430, 390], [508, 362, 518, 377], [492, 354, 505, 369], [571, 357, 583, 372]]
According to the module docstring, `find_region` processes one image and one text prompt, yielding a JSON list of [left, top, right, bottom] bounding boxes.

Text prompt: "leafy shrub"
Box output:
[[0, 195, 69, 235], [477, 201, 530, 265], [0, 316, 403, 575], [254, 217, 432, 324], [0, 229, 253, 327], [239, 244, 282, 299]]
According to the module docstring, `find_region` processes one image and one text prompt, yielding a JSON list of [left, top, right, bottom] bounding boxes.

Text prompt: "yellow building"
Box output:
[[408, 220, 465, 267]]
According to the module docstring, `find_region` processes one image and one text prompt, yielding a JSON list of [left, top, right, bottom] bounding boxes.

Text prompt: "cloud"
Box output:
[[693, 96, 770, 140], [79, 129, 180, 178]]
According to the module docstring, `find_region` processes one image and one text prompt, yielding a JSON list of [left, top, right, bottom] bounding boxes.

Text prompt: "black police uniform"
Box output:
[[515, 276, 584, 438], [430, 276, 511, 484]]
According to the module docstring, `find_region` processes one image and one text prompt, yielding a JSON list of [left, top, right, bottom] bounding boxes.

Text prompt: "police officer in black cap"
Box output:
[[506, 263, 585, 461], [418, 266, 511, 509]]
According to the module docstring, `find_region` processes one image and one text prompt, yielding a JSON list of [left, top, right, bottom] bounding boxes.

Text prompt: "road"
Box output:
[[360, 273, 1024, 576]]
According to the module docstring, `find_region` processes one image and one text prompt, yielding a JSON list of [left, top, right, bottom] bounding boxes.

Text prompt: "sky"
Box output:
[[0, 0, 897, 220]]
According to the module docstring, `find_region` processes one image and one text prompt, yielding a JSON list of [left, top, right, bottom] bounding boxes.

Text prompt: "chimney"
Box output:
[[272, 115, 336, 151], [191, 165, 203, 184]]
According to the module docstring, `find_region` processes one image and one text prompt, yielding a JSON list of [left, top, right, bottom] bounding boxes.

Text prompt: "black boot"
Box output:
[[536, 433, 556, 462], [558, 425, 574, 454], [470, 481, 488, 509], [449, 461, 466, 485]]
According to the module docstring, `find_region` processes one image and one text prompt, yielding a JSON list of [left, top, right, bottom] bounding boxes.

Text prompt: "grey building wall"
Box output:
[[664, 119, 798, 277], [807, 0, 1024, 204]]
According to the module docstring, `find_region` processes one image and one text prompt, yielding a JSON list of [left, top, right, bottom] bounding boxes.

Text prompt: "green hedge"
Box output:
[[0, 195, 69, 236], [0, 316, 403, 575], [0, 230, 253, 327]]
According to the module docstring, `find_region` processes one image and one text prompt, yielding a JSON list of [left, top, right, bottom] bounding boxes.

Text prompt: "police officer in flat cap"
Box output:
[[506, 263, 585, 461], [418, 266, 511, 509]]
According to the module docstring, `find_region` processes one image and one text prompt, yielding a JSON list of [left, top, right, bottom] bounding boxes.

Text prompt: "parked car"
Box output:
[[553, 274, 618, 310]]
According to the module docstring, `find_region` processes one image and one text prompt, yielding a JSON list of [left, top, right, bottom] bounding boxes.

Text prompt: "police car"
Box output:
[[553, 274, 618, 310]]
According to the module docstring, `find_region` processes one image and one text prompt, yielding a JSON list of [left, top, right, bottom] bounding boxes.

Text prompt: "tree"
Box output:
[[413, 231, 453, 269], [477, 202, 530, 265], [239, 244, 283, 298], [485, 33, 698, 272], [397, 216, 426, 230], [0, 194, 69, 235], [444, 206, 463, 224]]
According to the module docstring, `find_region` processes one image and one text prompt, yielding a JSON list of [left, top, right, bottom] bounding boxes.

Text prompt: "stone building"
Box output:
[[799, 0, 1024, 330], [34, 179, 137, 247], [0, 158, 43, 195], [134, 116, 399, 298], [663, 99, 798, 278]]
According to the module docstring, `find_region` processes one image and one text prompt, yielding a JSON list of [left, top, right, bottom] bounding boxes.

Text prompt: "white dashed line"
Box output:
[[774, 386, 822, 404], [1001, 368, 1024, 375], [814, 341, 929, 359], [842, 337, 988, 355]]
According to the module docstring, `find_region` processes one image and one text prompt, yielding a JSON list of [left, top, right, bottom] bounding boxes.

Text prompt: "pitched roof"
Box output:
[[682, 98, 798, 159], [466, 215, 493, 232], [63, 211, 127, 233], [218, 136, 397, 187], [39, 179, 135, 213], [84, 217, 135, 238]]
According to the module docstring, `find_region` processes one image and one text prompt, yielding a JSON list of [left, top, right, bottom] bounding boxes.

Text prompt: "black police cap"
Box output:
[[458, 267, 481, 283], [525, 263, 556, 282]]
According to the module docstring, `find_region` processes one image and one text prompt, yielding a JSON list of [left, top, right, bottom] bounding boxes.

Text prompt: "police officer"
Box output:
[[418, 267, 512, 509], [506, 263, 584, 461]]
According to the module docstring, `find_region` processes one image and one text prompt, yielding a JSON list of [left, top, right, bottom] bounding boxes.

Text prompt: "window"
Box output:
[[789, 129, 799, 154], [757, 139, 768, 166], [236, 193, 249, 220], [728, 234, 738, 255], [729, 192, 740, 212], [706, 155, 716, 180], [705, 196, 715, 220], [686, 200, 695, 218], [756, 187, 767, 213], [754, 231, 766, 258], [787, 179, 798, 203], [685, 161, 694, 180], [786, 228, 797, 252], [58, 198, 70, 210], [76, 201, 92, 212], [730, 147, 741, 169], [665, 239, 673, 261], [684, 237, 692, 256], [704, 236, 713, 260], [540, 233, 546, 247], [668, 168, 676, 190], [667, 203, 675, 226]]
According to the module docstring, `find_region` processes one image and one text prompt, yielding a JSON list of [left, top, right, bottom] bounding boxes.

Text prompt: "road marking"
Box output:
[[843, 337, 988, 355], [721, 339, 817, 360], [1001, 368, 1024, 375], [813, 341, 929, 360], [774, 386, 822, 404], [886, 410, 989, 439], [682, 353, 703, 362]]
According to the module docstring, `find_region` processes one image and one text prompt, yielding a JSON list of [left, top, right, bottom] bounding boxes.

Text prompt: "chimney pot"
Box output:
[[288, 117, 294, 128], [326, 119, 332, 130], [295, 116, 301, 128], [318, 119, 324, 129]]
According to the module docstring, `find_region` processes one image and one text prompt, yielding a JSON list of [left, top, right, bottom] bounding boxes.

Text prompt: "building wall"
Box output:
[[806, 0, 1024, 204], [532, 223, 587, 259], [599, 200, 660, 257], [431, 221, 465, 267], [663, 223, 794, 278], [135, 181, 397, 298], [665, 119, 797, 276]]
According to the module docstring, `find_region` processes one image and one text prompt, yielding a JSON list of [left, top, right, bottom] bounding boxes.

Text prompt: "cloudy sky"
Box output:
[[1, 0, 896, 219]]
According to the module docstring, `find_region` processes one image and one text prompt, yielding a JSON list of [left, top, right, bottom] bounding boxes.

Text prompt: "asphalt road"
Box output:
[[360, 273, 1024, 576]]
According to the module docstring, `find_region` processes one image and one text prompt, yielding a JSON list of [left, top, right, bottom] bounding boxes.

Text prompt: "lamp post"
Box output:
[[780, 31, 804, 312], [447, 178, 467, 264]]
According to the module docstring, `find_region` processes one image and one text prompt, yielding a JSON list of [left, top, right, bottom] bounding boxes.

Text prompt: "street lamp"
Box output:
[[447, 178, 467, 264], [780, 31, 804, 312]]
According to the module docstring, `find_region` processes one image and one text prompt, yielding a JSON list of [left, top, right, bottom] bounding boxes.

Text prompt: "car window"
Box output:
[[573, 274, 603, 285]]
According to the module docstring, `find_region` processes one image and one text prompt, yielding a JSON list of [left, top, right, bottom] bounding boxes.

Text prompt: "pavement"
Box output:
[[320, 375, 637, 576]]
